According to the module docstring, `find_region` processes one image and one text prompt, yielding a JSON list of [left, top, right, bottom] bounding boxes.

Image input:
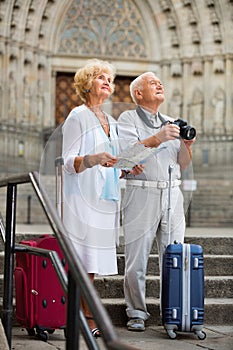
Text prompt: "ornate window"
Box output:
[[58, 0, 148, 59]]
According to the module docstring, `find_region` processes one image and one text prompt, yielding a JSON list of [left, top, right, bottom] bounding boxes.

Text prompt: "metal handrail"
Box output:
[[0, 211, 5, 243], [0, 171, 139, 350]]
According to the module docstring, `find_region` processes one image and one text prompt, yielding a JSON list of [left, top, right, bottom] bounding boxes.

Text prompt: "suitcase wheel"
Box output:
[[35, 326, 49, 342], [166, 329, 177, 339], [195, 330, 206, 340], [36, 330, 49, 342], [26, 328, 35, 336]]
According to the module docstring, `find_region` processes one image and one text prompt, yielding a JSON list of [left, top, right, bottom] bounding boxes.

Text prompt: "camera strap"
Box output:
[[136, 106, 168, 129]]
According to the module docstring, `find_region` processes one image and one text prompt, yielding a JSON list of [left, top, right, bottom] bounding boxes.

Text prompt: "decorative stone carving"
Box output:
[[9, 46, 19, 60], [39, 24, 45, 38], [169, 88, 182, 118], [189, 12, 197, 25], [58, 0, 147, 59], [8, 71, 17, 118], [37, 80, 45, 124], [160, 0, 171, 12], [14, 0, 24, 9], [191, 59, 203, 75], [42, 8, 50, 20], [212, 87, 225, 134], [25, 14, 35, 32], [213, 56, 224, 73], [171, 32, 179, 47], [0, 42, 5, 55], [206, 0, 215, 7], [0, 4, 5, 22], [171, 59, 182, 77], [213, 25, 222, 43], [167, 14, 176, 29], [210, 10, 219, 24], [0, 83, 2, 118], [24, 50, 33, 65], [23, 76, 32, 121], [189, 88, 204, 134], [29, 2, 36, 12], [192, 30, 201, 44], [38, 54, 47, 69], [183, 0, 192, 6]]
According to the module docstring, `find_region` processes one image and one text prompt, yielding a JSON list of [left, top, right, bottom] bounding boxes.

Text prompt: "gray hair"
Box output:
[[130, 72, 155, 104]]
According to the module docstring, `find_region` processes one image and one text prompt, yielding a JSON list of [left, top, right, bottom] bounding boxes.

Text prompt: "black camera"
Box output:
[[172, 119, 196, 140]]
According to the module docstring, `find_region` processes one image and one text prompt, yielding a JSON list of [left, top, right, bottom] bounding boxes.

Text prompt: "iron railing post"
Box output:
[[66, 271, 80, 350], [2, 183, 17, 348]]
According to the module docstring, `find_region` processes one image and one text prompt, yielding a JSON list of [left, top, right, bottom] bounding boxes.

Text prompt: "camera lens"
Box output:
[[185, 127, 196, 140]]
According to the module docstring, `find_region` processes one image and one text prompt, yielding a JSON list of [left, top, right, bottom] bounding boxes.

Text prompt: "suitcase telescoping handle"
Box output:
[[167, 164, 173, 245], [55, 156, 64, 221]]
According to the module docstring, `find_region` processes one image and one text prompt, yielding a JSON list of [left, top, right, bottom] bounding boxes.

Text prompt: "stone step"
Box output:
[[193, 194, 233, 201], [118, 236, 233, 255], [192, 198, 233, 205], [115, 254, 233, 276], [1, 275, 232, 300], [191, 208, 233, 216], [1, 251, 232, 276], [188, 221, 233, 228], [187, 180, 233, 226], [193, 188, 233, 195], [102, 298, 233, 326], [0, 297, 232, 327], [93, 276, 233, 299], [193, 179, 233, 188], [1, 233, 233, 255]]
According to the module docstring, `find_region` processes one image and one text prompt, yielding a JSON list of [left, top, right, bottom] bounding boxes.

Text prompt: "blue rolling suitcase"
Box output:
[[162, 242, 206, 339], [161, 165, 206, 340]]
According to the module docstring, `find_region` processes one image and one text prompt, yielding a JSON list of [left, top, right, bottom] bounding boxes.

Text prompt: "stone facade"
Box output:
[[0, 0, 232, 224]]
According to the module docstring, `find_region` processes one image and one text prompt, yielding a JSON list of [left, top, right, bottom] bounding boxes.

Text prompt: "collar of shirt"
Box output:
[[140, 107, 158, 126]]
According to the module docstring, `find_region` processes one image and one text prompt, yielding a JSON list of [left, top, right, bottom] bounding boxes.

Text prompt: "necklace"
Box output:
[[86, 104, 110, 136], [94, 110, 110, 137]]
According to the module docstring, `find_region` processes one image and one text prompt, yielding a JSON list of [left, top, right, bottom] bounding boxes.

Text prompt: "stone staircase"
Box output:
[[0, 228, 233, 328], [100, 231, 233, 326], [189, 179, 233, 227]]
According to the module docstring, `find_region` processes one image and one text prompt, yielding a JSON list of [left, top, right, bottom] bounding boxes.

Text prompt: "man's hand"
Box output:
[[130, 164, 145, 176], [183, 138, 196, 148], [142, 123, 180, 148], [156, 123, 180, 142]]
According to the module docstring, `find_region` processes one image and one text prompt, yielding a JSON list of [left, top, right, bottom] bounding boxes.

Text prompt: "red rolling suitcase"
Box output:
[[161, 165, 206, 340], [14, 158, 67, 341], [14, 234, 67, 341]]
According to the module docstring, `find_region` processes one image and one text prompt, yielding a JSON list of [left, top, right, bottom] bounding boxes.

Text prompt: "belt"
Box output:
[[126, 179, 181, 189]]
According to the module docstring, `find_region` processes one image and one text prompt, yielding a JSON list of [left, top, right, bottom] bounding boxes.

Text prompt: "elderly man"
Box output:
[[118, 72, 195, 331]]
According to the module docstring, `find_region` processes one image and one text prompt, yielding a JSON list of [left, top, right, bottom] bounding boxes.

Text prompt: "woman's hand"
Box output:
[[86, 152, 118, 168], [75, 152, 118, 173], [98, 152, 118, 167]]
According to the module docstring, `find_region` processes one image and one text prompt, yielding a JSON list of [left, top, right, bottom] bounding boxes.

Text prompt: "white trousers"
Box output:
[[122, 185, 185, 320]]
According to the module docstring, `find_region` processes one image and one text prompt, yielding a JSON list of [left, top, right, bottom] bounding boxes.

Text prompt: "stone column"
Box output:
[[203, 57, 212, 135], [225, 55, 233, 135]]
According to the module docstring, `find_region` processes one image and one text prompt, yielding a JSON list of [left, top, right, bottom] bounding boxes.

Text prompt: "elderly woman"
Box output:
[[62, 59, 141, 337]]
